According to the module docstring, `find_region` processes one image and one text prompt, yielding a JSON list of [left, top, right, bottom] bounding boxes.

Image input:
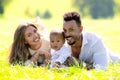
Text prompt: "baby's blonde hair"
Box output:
[[50, 28, 65, 42], [50, 28, 64, 37]]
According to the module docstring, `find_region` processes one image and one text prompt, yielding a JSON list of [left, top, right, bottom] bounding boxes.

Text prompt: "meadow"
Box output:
[[0, 18, 120, 80]]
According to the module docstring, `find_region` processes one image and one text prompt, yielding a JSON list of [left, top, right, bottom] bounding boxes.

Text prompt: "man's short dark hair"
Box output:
[[64, 12, 81, 27]]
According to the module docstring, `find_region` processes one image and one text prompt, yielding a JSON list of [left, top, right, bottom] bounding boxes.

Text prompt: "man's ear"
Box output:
[[80, 26, 83, 32]]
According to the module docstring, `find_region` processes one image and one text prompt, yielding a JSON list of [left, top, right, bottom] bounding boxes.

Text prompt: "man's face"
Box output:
[[63, 20, 82, 45]]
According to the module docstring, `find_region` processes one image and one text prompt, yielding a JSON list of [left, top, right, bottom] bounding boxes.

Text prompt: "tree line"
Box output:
[[73, 0, 120, 19], [0, 0, 120, 19]]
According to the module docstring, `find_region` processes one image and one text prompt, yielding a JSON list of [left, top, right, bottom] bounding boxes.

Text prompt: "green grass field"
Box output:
[[0, 18, 120, 80]]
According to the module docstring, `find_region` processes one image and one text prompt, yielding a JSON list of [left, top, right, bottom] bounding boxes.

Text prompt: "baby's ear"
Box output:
[[80, 26, 83, 32]]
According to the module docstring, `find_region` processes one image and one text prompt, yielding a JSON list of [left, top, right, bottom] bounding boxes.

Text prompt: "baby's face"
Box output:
[[50, 34, 64, 51]]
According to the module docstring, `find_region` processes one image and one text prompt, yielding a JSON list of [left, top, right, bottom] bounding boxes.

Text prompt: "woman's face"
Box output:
[[24, 26, 41, 49]]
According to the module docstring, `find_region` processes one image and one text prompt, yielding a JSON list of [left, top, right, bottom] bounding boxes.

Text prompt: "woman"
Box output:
[[9, 21, 51, 66]]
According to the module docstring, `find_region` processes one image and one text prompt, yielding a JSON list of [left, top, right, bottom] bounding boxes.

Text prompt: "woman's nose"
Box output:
[[34, 33, 38, 38]]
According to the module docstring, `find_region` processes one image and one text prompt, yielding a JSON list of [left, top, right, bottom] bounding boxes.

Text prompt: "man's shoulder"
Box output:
[[82, 31, 103, 46], [82, 31, 101, 40]]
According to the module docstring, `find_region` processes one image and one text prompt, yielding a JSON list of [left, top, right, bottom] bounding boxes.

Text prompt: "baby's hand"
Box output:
[[53, 62, 61, 68]]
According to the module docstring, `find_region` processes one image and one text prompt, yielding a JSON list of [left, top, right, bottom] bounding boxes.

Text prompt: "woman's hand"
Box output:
[[29, 50, 51, 65], [37, 50, 51, 60], [30, 52, 40, 63]]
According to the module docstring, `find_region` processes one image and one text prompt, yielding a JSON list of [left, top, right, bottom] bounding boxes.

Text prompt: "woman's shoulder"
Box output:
[[40, 36, 50, 52]]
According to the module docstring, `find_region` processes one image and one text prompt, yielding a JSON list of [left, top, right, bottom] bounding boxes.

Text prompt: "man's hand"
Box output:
[[85, 64, 94, 70], [64, 56, 83, 67]]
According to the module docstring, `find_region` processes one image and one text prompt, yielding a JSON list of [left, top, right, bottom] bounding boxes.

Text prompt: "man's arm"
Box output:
[[92, 39, 109, 70]]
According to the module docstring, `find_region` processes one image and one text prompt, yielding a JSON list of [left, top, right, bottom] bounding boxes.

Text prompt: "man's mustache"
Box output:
[[65, 36, 72, 38]]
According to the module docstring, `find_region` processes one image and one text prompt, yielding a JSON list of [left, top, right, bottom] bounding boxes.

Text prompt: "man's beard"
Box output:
[[65, 36, 76, 45], [67, 41, 75, 45], [67, 41, 76, 45]]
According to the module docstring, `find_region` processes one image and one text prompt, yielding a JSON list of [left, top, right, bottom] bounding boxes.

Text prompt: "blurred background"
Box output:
[[0, 0, 120, 61], [0, 0, 120, 19]]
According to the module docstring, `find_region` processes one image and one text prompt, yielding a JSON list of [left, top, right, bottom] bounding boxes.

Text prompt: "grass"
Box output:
[[0, 18, 120, 80], [1, 62, 120, 80]]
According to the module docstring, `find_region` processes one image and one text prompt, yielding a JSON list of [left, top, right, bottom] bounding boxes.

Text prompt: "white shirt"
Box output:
[[68, 31, 110, 70], [50, 45, 71, 67], [71, 31, 120, 70]]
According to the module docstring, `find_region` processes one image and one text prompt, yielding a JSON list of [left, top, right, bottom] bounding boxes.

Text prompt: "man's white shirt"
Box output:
[[68, 31, 120, 70]]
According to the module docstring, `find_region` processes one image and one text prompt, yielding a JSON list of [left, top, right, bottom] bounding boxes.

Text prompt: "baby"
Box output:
[[49, 28, 71, 68]]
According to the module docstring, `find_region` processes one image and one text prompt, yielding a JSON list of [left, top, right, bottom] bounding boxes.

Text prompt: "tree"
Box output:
[[42, 10, 52, 19], [114, 0, 120, 17], [0, 0, 11, 14], [73, 0, 114, 19], [0, 5, 4, 14]]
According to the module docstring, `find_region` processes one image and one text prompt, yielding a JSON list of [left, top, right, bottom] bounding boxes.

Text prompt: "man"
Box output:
[[63, 11, 120, 70]]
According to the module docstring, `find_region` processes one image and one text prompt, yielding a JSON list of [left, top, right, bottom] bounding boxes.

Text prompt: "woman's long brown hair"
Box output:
[[9, 22, 37, 65]]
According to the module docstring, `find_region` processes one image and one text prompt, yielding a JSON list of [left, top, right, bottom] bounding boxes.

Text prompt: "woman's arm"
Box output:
[[24, 50, 51, 66], [24, 52, 40, 66]]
